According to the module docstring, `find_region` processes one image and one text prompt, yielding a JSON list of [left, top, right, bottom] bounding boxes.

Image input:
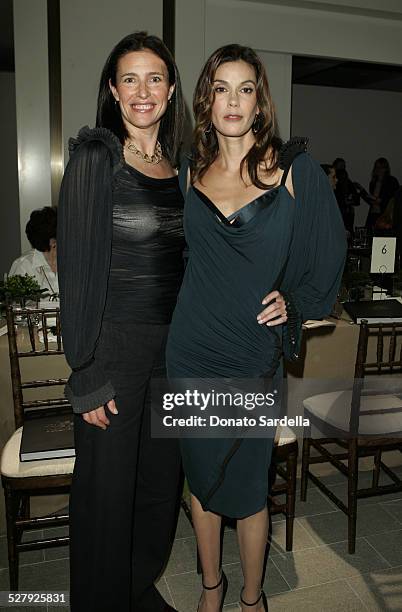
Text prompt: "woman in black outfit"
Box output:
[[362, 157, 399, 230], [332, 158, 359, 235], [58, 32, 184, 612]]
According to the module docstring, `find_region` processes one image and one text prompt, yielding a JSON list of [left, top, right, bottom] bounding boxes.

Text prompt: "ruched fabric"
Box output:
[[167, 144, 347, 518]]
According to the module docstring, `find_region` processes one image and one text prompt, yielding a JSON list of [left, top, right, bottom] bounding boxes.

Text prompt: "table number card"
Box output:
[[370, 237, 396, 274]]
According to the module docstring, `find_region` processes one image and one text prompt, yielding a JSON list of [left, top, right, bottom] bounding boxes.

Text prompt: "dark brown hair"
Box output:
[[372, 157, 391, 179], [191, 44, 282, 188], [96, 31, 184, 166], [26, 207, 57, 252]]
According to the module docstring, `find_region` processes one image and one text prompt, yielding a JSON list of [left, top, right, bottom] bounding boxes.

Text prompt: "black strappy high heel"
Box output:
[[240, 587, 268, 611], [197, 570, 228, 611]]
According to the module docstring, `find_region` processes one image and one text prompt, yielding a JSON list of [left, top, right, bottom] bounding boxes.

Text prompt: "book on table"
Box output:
[[343, 299, 402, 324], [20, 408, 75, 461]]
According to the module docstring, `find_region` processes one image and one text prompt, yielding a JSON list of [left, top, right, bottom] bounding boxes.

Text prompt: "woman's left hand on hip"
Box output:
[[257, 290, 287, 326]]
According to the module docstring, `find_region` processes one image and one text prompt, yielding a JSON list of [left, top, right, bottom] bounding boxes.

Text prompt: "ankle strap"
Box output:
[[240, 587, 262, 607], [202, 571, 223, 590]]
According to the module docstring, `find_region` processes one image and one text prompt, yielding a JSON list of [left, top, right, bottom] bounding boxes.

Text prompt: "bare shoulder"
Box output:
[[285, 165, 295, 199]]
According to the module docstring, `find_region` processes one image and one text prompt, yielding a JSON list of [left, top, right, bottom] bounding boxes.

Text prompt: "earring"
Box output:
[[205, 121, 213, 134], [252, 113, 260, 134]]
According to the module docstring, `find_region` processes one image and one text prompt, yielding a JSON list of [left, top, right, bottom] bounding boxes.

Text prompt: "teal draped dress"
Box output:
[[166, 140, 347, 518]]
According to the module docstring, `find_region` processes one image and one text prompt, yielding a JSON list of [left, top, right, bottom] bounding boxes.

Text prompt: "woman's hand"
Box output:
[[82, 399, 118, 430], [257, 290, 287, 326]]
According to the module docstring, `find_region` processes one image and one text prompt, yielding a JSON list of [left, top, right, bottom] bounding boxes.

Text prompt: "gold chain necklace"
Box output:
[[126, 139, 163, 164]]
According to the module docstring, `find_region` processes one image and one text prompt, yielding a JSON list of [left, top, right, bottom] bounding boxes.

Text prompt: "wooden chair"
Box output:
[[300, 320, 402, 553], [0, 305, 74, 589], [269, 426, 298, 551], [181, 426, 298, 574]]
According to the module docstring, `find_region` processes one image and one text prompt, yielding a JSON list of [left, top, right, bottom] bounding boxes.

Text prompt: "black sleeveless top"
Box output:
[[103, 162, 185, 324]]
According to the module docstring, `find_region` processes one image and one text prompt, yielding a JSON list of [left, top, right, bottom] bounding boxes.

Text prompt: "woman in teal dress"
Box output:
[[166, 44, 346, 611]]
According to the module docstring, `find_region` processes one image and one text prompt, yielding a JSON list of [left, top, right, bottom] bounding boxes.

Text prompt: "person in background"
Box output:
[[375, 184, 402, 236], [321, 164, 337, 190], [356, 157, 399, 231], [9, 206, 58, 296], [390, 186, 402, 259], [332, 157, 359, 235]]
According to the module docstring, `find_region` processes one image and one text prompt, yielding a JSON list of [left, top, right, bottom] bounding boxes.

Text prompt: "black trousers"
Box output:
[[69, 322, 182, 612]]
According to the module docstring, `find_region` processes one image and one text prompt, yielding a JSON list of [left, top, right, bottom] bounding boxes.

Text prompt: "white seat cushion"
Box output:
[[1, 427, 75, 478], [275, 425, 297, 446], [303, 390, 402, 435]]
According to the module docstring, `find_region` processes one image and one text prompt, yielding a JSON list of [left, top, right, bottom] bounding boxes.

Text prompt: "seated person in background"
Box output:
[[9, 206, 58, 296], [332, 157, 360, 235]]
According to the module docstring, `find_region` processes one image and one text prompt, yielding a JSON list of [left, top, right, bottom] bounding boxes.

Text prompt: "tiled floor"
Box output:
[[0, 463, 401, 611]]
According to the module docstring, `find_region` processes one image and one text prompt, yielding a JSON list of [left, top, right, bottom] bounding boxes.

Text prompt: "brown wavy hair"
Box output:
[[191, 44, 282, 188]]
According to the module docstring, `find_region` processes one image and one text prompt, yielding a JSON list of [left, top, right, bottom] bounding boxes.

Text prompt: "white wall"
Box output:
[[176, 0, 402, 142], [11, 0, 164, 260], [13, 0, 52, 254], [60, 0, 163, 155], [0, 72, 20, 274], [204, 0, 402, 63], [250, 0, 402, 15], [291, 84, 402, 226], [258, 51, 292, 140]]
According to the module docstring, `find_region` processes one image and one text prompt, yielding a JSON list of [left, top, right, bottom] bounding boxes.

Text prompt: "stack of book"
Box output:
[[343, 299, 402, 324], [20, 409, 75, 461]]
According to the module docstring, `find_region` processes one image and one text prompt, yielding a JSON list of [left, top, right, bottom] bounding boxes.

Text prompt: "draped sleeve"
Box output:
[[178, 156, 191, 265], [58, 126, 123, 413], [280, 152, 347, 361]]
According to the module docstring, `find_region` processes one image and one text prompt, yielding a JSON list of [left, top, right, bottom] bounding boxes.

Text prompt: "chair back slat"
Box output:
[[21, 378, 68, 389], [351, 320, 402, 435], [24, 397, 70, 416], [26, 312, 36, 350], [389, 327, 397, 371], [354, 321, 369, 379], [56, 311, 62, 351], [41, 312, 49, 351], [377, 325, 384, 373], [6, 308, 24, 427], [18, 350, 65, 357], [5, 306, 70, 429]]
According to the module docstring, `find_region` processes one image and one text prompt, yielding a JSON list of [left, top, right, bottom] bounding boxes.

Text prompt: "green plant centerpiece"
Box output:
[[0, 274, 48, 311]]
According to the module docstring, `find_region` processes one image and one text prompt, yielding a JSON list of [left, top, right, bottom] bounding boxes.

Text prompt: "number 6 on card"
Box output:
[[370, 237, 396, 273]]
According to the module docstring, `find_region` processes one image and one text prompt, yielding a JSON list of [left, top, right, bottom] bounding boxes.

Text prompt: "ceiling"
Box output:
[[1, 0, 402, 92], [292, 56, 402, 93]]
